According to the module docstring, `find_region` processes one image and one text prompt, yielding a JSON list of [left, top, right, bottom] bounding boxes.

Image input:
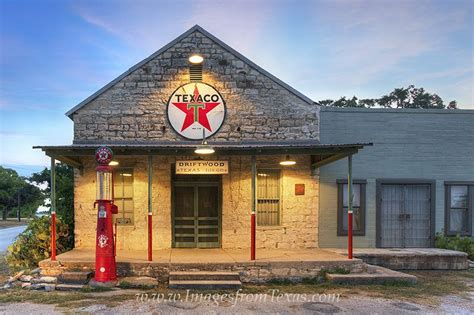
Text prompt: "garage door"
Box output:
[[378, 183, 433, 248]]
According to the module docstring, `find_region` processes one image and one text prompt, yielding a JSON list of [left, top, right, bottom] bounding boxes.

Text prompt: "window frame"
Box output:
[[113, 167, 135, 226], [337, 179, 367, 236], [444, 181, 473, 236], [256, 168, 282, 226]]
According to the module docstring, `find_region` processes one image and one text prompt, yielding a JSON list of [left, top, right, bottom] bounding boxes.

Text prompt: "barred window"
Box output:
[[337, 180, 366, 236], [445, 182, 473, 236], [257, 169, 281, 226], [113, 168, 134, 225]]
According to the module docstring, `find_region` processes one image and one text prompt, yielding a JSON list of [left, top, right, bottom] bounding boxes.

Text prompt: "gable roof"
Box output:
[[65, 24, 314, 119]]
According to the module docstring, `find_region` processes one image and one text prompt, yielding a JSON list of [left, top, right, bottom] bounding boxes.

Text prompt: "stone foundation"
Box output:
[[39, 259, 365, 284]]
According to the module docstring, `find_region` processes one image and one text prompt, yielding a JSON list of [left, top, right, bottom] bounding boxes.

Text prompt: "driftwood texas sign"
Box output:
[[176, 160, 229, 175], [167, 82, 226, 140]]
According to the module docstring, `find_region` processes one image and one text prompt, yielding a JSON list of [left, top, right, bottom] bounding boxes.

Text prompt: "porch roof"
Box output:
[[33, 141, 372, 170]]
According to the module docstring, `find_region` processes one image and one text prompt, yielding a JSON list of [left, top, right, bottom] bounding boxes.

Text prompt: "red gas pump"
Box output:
[[94, 146, 118, 282]]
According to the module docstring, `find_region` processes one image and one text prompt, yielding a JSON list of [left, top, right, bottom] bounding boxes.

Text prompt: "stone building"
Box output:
[[35, 25, 473, 258]]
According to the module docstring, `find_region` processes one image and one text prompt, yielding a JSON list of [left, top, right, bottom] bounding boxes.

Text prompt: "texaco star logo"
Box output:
[[95, 146, 113, 165], [98, 234, 108, 248], [167, 83, 226, 140]]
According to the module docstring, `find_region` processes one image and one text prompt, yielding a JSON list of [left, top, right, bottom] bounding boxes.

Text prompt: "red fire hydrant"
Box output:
[[94, 146, 118, 282]]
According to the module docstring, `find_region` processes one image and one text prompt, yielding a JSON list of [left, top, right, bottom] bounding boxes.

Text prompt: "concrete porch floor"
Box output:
[[50, 247, 355, 264]]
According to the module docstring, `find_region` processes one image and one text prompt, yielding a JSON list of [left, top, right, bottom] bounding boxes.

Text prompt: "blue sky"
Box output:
[[0, 0, 473, 175]]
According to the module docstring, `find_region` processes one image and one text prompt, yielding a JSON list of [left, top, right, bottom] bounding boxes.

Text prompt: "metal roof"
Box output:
[[65, 25, 314, 119], [33, 142, 372, 170]]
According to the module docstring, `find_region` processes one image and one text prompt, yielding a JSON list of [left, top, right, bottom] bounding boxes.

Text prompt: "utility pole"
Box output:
[[17, 190, 21, 222]]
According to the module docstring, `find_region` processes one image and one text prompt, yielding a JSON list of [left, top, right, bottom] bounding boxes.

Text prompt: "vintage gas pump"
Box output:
[[94, 146, 118, 282]]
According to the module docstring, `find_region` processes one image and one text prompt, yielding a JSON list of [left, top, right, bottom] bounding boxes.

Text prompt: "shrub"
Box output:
[[5, 216, 72, 269], [435, 233, 474, 260]]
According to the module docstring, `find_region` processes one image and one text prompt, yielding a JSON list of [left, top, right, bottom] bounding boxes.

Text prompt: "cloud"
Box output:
[[311, 0, 470, 85], [72, 0, 273, 55]]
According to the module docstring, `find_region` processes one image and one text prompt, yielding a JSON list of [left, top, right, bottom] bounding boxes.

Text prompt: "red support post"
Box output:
[[147, 154, 153, 262], [250, 155, 256, 260], [347, 154, 353, 260], [251, 213, 256, 260], [50, 157, 57, 261], [51, 212, 57, 261], [148, 213, 152, 261], [348, 212, 353, 259]]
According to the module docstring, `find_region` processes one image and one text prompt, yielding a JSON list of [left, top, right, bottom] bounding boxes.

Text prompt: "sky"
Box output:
[[0, 0, 473, 175]]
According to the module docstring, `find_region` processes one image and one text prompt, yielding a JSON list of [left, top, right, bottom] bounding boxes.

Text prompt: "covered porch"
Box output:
[[34, 141, 371, 266]]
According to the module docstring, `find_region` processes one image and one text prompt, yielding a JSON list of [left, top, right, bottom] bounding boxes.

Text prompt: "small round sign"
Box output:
[[167, 82, 226, 140], [95, 146, 113, 165]]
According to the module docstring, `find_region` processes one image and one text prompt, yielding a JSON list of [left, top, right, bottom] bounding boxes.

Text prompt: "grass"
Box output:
[[243, 270, 474, 306]]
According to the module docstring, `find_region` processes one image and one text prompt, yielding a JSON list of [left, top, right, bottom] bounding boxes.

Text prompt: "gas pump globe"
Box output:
[[94, 146, 118, 282]]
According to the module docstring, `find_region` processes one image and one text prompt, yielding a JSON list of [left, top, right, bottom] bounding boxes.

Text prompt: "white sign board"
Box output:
[[176, 160, 229, 175], [167, 82, 226, 140]]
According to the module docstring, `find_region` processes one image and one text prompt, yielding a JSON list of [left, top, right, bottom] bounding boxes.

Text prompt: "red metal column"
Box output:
[[50, 157, 57, 261], [51, 212, 56, 261], [148, 214, 152, 261], [347, 154, 353, 259], [147, 154, 153, 262], [251, 155, 256, 260]]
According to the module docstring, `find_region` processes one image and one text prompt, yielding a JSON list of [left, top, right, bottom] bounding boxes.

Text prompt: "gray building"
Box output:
[[319, 107, 474, 248]]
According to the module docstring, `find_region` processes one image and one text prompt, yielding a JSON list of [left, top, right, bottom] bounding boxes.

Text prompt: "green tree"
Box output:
[[319, 85, 457, 109], [29, 163, 75, 248], [0, 166, 42, 220]]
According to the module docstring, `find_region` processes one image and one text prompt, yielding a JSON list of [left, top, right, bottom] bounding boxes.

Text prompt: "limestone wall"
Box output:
[[74, 155, 318, 250], [72, 30, 319, 143]]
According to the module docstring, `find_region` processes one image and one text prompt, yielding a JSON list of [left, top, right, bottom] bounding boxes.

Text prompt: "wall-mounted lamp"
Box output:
[[189, 54, 204, 64], [280, 155, 296, 166], [109, 160, 119, 166]]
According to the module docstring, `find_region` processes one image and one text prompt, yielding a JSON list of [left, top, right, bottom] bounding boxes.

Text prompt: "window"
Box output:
[[337, 180, 366, 236], [445, 182, 473, 236], [257, 169, 281, 226], [113, 168, 134, 225]]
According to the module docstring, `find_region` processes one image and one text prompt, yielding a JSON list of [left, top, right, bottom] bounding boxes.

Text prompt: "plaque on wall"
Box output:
[[176, 160, 228, 175], [295, 184, 305, 195]]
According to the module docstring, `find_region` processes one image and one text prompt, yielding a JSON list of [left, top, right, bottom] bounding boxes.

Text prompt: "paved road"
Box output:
[[0, 226, 27, 251]]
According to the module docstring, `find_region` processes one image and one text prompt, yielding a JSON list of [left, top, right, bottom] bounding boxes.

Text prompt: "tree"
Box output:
[[0, 167, 24, 220], [319, 85, 457, 109], [29, 163, 75, 248], [447, 100, 458, 109], [0, 166, 42, 220]]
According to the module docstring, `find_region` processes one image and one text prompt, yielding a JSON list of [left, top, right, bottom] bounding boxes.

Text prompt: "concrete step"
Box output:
[[55, 284, 85, 291], [169, 280, 242, 290], [58, 271, 92, 284], [169, 271, 240, 281], [327, 265, 417, 285]]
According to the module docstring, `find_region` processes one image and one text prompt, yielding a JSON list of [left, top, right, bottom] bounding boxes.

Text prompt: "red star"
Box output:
[[172, 85, 220, 132]]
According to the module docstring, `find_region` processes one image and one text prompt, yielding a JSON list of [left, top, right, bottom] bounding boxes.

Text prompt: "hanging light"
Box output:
[[189, 54, 204, 64], [195, 129, 215, 155], [280, 155, 296, 166], [109, 160, 119, 166], [194, 142, 215, 154]]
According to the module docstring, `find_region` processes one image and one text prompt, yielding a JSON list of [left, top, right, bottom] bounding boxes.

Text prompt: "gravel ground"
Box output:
[[1, 294, 472, 314]]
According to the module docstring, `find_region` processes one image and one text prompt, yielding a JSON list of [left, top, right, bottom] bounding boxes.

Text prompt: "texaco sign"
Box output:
[[167, 83, 226, 140]]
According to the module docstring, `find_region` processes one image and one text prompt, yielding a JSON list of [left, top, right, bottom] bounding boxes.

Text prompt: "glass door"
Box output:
[[173, 183, 220, 248]]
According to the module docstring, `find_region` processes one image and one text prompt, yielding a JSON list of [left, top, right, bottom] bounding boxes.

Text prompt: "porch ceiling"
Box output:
[[33, 141, 372, 170]]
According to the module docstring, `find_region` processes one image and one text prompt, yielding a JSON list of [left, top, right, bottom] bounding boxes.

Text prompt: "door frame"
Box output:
[[376, 179, 436, 248], [171, 179, 222, 248]]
